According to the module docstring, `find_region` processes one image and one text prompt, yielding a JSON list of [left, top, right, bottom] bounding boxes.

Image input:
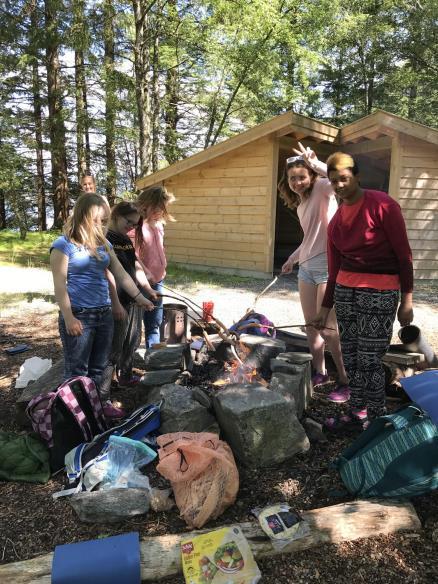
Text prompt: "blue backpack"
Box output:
[[335, 404, 438, 498]]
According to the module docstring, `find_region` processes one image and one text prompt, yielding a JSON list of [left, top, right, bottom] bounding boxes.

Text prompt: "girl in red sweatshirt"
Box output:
[[314, 152, 414, 429]]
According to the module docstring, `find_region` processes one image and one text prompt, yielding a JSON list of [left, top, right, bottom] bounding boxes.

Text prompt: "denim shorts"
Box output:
[[298, 253, 328, 285]]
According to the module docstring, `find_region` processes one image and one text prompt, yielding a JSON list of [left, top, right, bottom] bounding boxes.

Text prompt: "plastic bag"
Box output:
[[100, 435, 155, 491], [251, 503, 310, 550], [181, 526, 261, 584], [16, 356, 52, 389], [157, 432, 239, 528]]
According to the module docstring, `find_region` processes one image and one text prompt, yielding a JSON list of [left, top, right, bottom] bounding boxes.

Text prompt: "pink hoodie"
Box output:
[[129, 221, 166, 283]]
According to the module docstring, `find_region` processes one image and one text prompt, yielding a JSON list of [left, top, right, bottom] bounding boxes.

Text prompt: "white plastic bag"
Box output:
[[16, 357, 52, 389]]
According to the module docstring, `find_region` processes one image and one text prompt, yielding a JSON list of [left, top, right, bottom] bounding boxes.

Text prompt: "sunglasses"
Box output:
[[286, 155, 304, 164]]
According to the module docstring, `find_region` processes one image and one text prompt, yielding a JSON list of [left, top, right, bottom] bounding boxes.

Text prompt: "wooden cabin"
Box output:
[[136, 110, 438, 280]]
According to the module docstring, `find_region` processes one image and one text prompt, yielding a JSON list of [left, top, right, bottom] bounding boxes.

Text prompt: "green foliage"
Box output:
[[0, 229, 60, 267]]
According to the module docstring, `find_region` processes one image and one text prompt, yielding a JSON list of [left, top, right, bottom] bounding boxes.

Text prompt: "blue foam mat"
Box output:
[[52, 532, 140, 584], [400, 370, 438, 426]]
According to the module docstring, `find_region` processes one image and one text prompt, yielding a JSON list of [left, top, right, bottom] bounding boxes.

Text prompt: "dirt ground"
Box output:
[[1, 266, 438, 582]]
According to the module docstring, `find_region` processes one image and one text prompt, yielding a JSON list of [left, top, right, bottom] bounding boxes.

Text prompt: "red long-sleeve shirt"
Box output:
[[322, 190, 413, 308]]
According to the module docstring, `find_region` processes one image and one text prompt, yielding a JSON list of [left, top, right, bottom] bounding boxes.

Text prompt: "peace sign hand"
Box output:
[[292, 141, 318, 166]]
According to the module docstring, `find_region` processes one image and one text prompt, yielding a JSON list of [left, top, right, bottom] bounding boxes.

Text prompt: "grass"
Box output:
[[0, 229, 256, 287], [0, 230, 60, 268]]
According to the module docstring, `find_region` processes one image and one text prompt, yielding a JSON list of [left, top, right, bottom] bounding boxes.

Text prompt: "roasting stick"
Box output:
[[236, 322, 336, 332], [252, 276, 278, 309]]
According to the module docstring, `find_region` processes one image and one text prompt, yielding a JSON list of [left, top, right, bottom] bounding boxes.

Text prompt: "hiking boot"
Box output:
[[327, 384, 351, 403], [311, 372, 329, 387], [103, 401, 126, 419]]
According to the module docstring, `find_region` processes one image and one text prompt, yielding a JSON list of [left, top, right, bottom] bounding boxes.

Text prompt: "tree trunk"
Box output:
[[103, 0, 117, 204], [75, 50, 87, 183], [0, 190, 6, 229], [132, 0, 152, 176], [151, 15, 160, 173], [0, 499, 421, 582], [30, 1, 47, 231], [44, 0, 69, 228]]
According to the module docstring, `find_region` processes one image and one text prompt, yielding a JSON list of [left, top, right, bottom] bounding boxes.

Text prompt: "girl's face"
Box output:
[[328, 168, 360, 203], [115, 212, 140, 236], [91, 206, 109, 234], [81, 177, 96, 193], [287, 166, 312, 196], [141, 204, 163, 222]]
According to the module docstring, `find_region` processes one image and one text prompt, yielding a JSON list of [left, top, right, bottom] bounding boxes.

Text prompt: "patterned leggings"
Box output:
[[334, 284, 399, 420]]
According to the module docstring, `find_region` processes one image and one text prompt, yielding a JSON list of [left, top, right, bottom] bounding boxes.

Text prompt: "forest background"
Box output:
[[0, 0, 436, 235]]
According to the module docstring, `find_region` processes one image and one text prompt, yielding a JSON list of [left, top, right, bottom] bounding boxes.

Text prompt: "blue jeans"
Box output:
[[143, 280, 163, 348], [58, 306, 114, 400]]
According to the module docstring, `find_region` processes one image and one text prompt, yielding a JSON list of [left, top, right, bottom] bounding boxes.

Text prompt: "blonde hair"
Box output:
[[326, 152, 359, 175], [64, 194, 110, 259]]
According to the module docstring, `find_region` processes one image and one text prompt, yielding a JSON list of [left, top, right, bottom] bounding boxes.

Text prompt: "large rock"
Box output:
[[238, 334, 287, 371], [269, 367, 312, 419], [139, 369, 181, 387], [139, 383, 219, 434], [213, 383, 309, 467], [69, 488, 150, 523], [144, 344, 188, 371]]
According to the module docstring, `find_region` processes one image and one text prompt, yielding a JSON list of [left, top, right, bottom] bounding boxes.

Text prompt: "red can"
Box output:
[[202, 301, 214, 322]]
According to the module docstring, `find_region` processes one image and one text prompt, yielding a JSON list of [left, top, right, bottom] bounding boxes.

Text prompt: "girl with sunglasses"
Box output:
[[277, 143, 350, 402], [100, 202, 157, 400]]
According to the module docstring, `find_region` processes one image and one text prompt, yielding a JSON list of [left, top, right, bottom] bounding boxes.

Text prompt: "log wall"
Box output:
[[163, 137, 274, 277], [397, 135, 438, 280]]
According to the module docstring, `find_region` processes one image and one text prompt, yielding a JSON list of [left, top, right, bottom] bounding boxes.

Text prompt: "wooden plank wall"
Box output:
[[163, 137, 273, 276], [397, 135, 438, 280]]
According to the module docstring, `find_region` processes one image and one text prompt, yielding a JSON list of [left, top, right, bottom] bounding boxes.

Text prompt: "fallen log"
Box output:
[[0, 498, 421, 583]]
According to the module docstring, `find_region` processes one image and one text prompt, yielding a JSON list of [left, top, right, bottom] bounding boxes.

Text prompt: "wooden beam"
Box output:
[[342, 136, 392, 155], [0, 499, 420, 583], [137, 112, 339, 190], [388, 133, 402, 201], [266, 137, 279, 273]]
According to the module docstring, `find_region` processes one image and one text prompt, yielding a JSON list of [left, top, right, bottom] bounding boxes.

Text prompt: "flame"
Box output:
[[212, 360, 268, 387]]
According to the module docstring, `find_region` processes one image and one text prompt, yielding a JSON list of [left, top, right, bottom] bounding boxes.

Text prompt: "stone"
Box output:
[[139, 369, 181, 387], [238, 334, 287, 371], [138, 383, 219, 434], [277, 352, 313, 365], [144, 344, 188, 370], [302, 417, 328, 443], [69, 488, 150, 523], [213, 383, 310, 467], [269, 358, 301, 375], [269, 364, 313, 418], [133, 348, 146, 368]]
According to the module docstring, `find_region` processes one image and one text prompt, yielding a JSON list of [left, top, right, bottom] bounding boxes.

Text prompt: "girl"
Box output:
[[314, 152, 414, 429], [130, 186, 175, 349], [100, 202, 157, 397], [50, 194, 154, 419], [80, 173, 96, 194], [278, 143, 350, 403]]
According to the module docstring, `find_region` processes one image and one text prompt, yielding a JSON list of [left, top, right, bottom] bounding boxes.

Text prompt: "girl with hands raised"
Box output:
[[278, 143, 350, 403]]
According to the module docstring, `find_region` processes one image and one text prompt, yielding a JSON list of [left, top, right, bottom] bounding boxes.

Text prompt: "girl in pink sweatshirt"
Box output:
[[130, 186, 175, 349], [278, 143, 349, 403]]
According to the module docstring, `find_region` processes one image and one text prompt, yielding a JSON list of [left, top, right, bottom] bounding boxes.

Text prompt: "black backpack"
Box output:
[[26, 376, 107, 473]]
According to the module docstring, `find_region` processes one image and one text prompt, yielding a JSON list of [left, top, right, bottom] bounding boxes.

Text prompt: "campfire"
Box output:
[[212, 360, 269, 387]]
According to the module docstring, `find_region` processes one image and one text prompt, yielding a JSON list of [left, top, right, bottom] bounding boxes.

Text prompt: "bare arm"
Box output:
[[107, 249, 154, 310], [50, 249, 83, 336], [135, 259, 158, 300], [106, 268, 127, 320]]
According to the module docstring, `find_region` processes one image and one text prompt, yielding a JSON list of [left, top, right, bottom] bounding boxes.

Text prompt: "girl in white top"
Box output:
[[278, 143, 350, 403]]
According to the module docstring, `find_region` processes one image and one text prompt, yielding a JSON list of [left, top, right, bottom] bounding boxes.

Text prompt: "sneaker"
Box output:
[[327, 384, 351, 403], [103, 401, 126, 419], [311, 372, 329, 387], [351, 407, 368, 420]]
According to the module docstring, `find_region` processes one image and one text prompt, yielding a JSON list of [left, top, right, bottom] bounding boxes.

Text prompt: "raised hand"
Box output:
[[292, 141, 317, 166]]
